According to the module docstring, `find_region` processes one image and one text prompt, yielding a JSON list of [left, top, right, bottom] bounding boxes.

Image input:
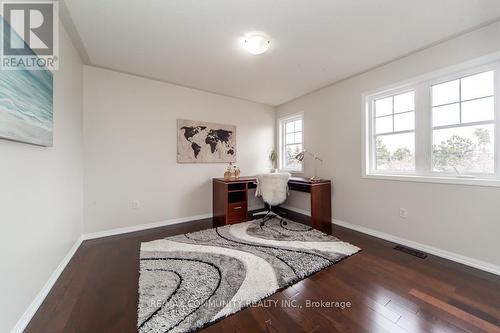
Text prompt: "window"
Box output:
[[374, 91, 415, 171], [279, 114, 303, 171], [364, 59, 500, 186], [431, 71, 495, 174]]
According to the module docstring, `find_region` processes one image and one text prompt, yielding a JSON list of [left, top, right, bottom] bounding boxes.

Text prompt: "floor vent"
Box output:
[[394, 245, 428, 259]]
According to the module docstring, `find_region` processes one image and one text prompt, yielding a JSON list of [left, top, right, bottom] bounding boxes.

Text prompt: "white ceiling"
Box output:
[[64, 0, 500, 106]]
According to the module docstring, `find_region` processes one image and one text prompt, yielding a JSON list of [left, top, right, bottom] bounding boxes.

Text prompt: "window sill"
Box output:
[[280, 169, 304, 174], [363, 173, 500, 188]]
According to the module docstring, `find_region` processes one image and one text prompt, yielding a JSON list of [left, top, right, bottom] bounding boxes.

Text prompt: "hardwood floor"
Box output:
[[26, 210, 500, 333]]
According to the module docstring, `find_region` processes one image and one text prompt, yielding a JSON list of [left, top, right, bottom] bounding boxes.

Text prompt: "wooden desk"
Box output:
[[212, 176, 332, 233]]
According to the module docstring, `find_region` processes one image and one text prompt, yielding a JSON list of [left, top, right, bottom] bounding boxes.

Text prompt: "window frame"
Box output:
[[363, 55, 500, 187], [370, 87, 417, 174], [278, 113, 304, 173], [428, 67, 497, 178]]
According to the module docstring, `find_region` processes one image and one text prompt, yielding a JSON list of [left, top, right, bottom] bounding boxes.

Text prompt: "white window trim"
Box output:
[[278, 113, 304, 173], [362, 52, 500, 188]]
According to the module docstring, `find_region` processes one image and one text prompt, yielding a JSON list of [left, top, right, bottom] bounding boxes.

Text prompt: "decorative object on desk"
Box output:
[[269, 149, 278, 172], [138, 217, 360, 333], [177, 119, 236, 163], [0, 17, 53, 147], [233, 165, 241, 179], [223, 162, 234, 180], [295, 149, 324, 181]]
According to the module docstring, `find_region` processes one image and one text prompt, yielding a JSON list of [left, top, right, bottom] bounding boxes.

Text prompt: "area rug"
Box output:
[[137, 216, 360, 333]]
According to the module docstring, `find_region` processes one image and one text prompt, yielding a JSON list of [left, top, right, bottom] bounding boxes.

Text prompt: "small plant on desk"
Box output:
[[269, 149, 278, 173]]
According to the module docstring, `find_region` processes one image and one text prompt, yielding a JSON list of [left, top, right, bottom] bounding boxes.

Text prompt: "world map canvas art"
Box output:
[[177, 119, 236, 163]]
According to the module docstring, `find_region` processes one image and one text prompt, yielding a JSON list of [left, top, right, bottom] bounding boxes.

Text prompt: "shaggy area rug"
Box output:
[[137, 216, 360, 333]]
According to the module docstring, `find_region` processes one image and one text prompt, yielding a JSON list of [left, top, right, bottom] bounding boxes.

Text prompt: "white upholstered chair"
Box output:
[[255, 172, 291, 221]]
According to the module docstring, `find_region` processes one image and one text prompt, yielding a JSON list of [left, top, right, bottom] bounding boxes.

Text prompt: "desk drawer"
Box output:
[[288, 182, 311, 193], [227, 202, 246, 223]]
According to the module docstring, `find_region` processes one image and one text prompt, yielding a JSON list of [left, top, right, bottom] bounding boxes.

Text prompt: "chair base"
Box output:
[[255, 207, 287, 227]]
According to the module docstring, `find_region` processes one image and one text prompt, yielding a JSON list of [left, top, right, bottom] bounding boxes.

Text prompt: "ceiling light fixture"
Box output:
[[242, 34, 270, 55]]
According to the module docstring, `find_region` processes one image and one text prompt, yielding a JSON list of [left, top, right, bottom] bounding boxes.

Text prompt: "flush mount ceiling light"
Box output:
[[242, 34, 270, 55]]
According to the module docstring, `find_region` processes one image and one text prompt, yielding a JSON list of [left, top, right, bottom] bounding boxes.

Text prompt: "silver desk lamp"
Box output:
[[294, 149, 323, 181]]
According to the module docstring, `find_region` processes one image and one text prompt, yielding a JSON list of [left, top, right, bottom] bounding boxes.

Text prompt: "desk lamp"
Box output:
[[294, 149, 323, 182]]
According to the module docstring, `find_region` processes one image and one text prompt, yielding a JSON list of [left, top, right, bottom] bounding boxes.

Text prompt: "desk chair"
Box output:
[[255, 172, 291, 222]]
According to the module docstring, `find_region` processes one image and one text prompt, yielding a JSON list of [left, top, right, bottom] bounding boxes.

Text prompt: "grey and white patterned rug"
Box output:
[[138, 216, 360, 333]]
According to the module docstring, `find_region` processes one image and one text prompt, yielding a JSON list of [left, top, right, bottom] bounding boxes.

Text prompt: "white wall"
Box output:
[[277, 22, 500, 268], [83, 66, 274, 233], [0, 25, 83, 332]]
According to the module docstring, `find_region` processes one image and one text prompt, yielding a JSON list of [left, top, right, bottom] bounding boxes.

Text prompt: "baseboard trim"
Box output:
[[333, 219, 500, 276], [82, 213, 213, 240], [280, 204, 311, 217], [11, 235, 84, 333]]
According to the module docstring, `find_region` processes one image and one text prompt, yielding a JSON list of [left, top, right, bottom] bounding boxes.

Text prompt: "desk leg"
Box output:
[[310, 184, 332, 234], [213, 181, 227, 227]]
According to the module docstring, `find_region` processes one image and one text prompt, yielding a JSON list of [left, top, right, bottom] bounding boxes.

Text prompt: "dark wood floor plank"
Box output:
[[410, 289, 500, 333], [25, 210, 500, 333]]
